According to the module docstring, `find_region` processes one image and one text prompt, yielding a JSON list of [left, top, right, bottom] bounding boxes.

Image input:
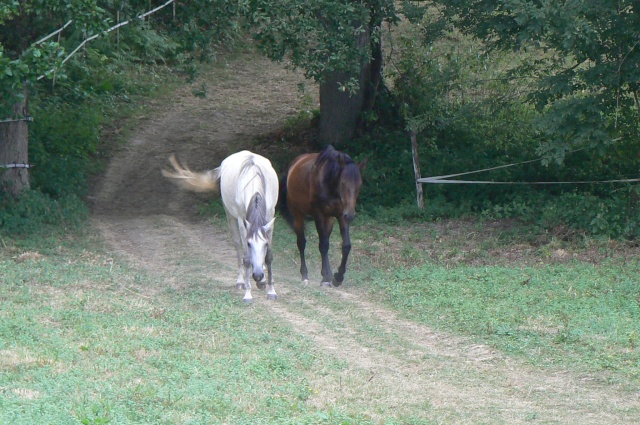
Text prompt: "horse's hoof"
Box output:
[[332, 273, 344, 287], [267, 294, 278, 301], [236, 283, 245, 290], [242, 298, 253, 304], [302, 279, 310, 285], [321, 281, 333, 288]]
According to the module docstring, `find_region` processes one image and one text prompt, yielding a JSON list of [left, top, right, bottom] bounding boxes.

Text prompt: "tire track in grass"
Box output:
[[267, 283, 639, 424]]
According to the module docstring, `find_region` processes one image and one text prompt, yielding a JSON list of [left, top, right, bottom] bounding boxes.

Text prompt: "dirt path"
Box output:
[[91, 53, 639, 423]]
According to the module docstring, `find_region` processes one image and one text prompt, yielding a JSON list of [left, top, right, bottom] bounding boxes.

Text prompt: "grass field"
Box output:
[[2, 218, 638, 424], [347, 221, 640, 384], [0, 230, 367, 424]]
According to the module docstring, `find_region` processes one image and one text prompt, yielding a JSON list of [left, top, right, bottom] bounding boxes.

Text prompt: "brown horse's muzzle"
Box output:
[[343, 211, 356, 223]]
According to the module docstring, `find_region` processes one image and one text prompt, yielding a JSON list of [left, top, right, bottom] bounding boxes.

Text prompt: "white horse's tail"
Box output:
[[162, 154, 221, 194]]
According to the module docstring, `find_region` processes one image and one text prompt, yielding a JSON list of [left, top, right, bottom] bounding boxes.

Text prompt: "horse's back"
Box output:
[[219, 151, 278, 219]]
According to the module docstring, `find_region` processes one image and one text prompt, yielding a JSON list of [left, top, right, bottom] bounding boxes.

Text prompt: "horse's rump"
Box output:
[[219, 151, 278, 221], [282, 152, 318, 218]]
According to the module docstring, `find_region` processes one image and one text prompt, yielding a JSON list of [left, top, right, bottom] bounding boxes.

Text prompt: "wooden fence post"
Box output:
[[0, 104, 30, 196], [410, 129, 424, 209]]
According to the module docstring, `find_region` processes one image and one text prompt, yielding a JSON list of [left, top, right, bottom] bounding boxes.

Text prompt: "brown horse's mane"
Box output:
[[314, 145, 360, 190]]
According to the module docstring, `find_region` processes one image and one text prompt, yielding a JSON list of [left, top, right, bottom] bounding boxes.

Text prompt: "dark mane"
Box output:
[[241, 158, 268, 237], [246, 192, 267, 237], [314, 145, 360, 190]]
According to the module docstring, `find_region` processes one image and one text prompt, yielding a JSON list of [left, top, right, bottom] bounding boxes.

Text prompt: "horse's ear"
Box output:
[[358, 158, 368, 173], [263, 217, 276, 233]]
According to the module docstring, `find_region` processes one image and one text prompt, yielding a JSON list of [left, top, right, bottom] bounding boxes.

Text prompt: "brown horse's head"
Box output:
[[338, 157, 365, 223], [316, 145, 366, 223]]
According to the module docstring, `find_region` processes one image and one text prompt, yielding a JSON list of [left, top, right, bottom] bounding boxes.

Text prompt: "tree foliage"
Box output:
[[247, 0, 398, 88], [0, 1, 247, 116], [419, 0, 640, 167]]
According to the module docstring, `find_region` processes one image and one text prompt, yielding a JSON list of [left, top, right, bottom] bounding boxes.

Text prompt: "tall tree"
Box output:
[[248, 0, 397, 146], [424, 0, 640, 167]]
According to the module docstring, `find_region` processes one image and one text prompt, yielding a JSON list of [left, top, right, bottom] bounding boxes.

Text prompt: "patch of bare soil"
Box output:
[[91, 52, 639, 423]]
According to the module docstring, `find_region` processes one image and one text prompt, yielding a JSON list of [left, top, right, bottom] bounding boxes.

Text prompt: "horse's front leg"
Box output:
[[315, 215, 335, 287], [293, 213, 309, 284], [333, 217, 351, 287], [265, 246, 277, 300], [227, 214, 245, 290], [242, 254, 253, 303]]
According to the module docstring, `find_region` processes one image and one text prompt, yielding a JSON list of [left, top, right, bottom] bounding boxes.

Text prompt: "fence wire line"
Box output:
[[417, 142, 639, 185], [418, 177, 640, 185], [36, 0, 175, 81], [0, 164, 32, 169]]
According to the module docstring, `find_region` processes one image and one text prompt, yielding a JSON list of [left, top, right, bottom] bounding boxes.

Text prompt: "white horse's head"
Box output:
[[245, 217, 275, 283]]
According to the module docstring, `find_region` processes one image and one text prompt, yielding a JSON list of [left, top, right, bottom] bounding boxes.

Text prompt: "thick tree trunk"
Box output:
[[319, 68, 367, 146], [0, 99, 30, 196], [319, 24, 380, 147]]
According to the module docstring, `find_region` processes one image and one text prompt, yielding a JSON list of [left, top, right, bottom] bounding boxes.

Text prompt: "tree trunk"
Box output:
[[319, 22, 381, 147], [319, 67, 367, 146], [0, 99, 30, 196]]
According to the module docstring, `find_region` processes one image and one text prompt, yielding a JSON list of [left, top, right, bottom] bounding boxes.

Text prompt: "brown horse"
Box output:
[[280, 145, 366, 287]]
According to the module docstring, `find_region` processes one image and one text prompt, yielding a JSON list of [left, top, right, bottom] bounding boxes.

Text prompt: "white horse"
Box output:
[[162, 151, 278, 303]]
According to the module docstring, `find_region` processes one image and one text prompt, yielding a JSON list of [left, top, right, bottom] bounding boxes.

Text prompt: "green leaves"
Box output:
[[246, 0, 397, 84], [429, 0, 640, 163]]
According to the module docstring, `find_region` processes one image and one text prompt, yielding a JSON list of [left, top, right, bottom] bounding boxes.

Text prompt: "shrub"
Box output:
[[0, 190, 87, 236]]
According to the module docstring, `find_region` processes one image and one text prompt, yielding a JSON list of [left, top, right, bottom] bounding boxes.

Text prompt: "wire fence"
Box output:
[[416, 143, 640, 186]]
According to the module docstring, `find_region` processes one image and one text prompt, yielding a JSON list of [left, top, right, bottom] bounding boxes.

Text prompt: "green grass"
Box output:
[[0, 231, 370, 425], [2, 216, 640, 423], [347, 220, 640, 386]]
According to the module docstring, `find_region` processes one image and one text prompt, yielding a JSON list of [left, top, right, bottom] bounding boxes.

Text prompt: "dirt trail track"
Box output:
[[91, 54, 638, 423]]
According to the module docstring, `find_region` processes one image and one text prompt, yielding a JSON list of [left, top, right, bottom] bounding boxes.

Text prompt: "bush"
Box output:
[[0, 190, 88, 236], [28, 103, 103, 198], [480, 189, 640, 238]]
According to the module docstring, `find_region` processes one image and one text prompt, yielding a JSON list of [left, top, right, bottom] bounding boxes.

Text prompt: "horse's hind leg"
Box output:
[[333, 218, 351, 287], [293, 213, 309, 284]]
